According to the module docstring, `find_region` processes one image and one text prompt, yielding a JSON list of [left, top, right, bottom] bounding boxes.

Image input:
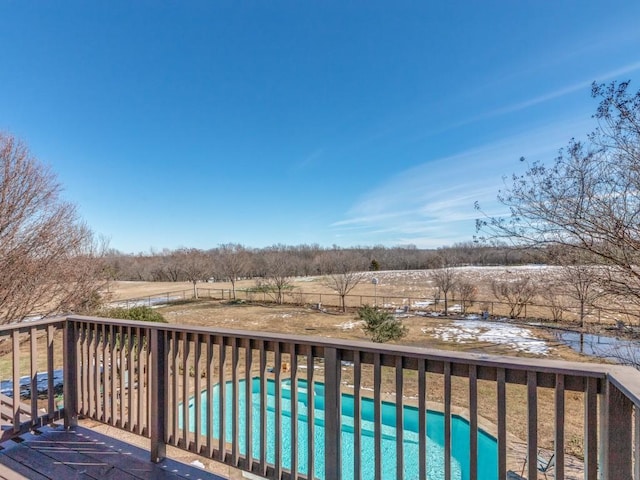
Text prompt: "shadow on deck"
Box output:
[[0, 424, 227, 480]]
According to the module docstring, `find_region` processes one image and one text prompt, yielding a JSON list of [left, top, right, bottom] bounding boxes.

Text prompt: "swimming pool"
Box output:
[[183, 378, 497, 480]]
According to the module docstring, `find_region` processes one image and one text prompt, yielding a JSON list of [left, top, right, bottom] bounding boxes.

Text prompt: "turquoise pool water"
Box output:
[[183, 378, 497, 480]]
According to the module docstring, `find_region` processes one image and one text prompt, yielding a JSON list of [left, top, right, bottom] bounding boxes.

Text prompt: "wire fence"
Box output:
[[109, 287, 639, 327], [107, 290, 194, 309], [194, 287, 632, 326]]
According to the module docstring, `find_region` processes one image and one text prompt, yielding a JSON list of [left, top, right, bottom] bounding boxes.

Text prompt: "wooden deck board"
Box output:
[[0, 425, 227, 480], [13, 434, 132, 480], [0, 442, 81, 479], [0, 455, 49, 480]]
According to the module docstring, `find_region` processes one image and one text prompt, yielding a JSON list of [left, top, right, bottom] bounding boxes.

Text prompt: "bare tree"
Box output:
[[429, 256, 459, 315], [477, 80, 640, 314], [259, 250, 296, 304], [491, 275, 537, 318], [217, 243, 249, 300], [456, 280, 477, 314], [539, 280, 565, 322], [175, 248, 213, 299], [312, 251, 334, 276], [324, 251, 368, 312], [164, 250, 183, 282], [0, 133, 106, 322], [556, 262, 606, 327]]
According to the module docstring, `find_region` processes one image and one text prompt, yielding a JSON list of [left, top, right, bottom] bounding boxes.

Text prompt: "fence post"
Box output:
[[63, 319, 78, 429], [150, 328, 168, 462], [324, 347, 342, 479]]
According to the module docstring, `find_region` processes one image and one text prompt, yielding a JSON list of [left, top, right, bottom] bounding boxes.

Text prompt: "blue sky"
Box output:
[[1, 1, 640, 254]]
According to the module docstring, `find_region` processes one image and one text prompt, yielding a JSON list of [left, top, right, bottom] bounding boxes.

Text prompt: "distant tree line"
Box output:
[[104, 242, 547, 284]]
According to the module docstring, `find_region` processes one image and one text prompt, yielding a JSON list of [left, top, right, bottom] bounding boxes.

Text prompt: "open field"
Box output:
[[108, 265, 638, 328], [157, 299, 591, 361], [110, 266, 551, 301], [107, 266, 628, 366]]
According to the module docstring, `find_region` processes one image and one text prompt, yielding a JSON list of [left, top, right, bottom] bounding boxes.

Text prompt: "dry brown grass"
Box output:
[[105, 280, 196, 301], [108, 265, 636, 327]]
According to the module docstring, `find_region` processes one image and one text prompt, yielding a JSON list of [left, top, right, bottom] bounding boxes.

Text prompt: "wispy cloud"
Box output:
[[331, 208, 422, 228], [472, 60, 640, 124], [295, 148, 324, 169], [331, 117, 593, 247]]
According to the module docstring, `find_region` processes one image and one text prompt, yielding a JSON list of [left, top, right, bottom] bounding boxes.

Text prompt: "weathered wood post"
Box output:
[[63, 318, 78, 429], [599, 378, 633, 480], [150, 328, 168, 462], [324, 347, 342, 479]]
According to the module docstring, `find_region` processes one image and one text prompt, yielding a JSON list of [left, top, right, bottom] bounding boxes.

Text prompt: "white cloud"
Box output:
[[331, 116, 593, 247], [475, 60, 640, 124]]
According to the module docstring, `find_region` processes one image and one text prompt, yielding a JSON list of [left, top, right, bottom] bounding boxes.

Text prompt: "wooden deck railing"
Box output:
[[2, 315, 640, 479], [0, 319, 65, 440]]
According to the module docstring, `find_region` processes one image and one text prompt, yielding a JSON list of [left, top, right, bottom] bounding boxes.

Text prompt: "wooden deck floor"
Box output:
[[0, 425, 227, 480]]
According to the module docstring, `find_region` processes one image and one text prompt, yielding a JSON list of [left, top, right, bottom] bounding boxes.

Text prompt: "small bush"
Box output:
[[98, 306, 167, 323], [77, 290, 105, 314], [358, 304, 407, 343], [226, 299, 246, 305], [93, 306, 166, 352]]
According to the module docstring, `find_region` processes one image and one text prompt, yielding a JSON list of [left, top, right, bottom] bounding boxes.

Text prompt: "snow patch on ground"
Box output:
[[336, 320, 364, 330], [423, 320, 550, 355], [413, 300, 434, 307]]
